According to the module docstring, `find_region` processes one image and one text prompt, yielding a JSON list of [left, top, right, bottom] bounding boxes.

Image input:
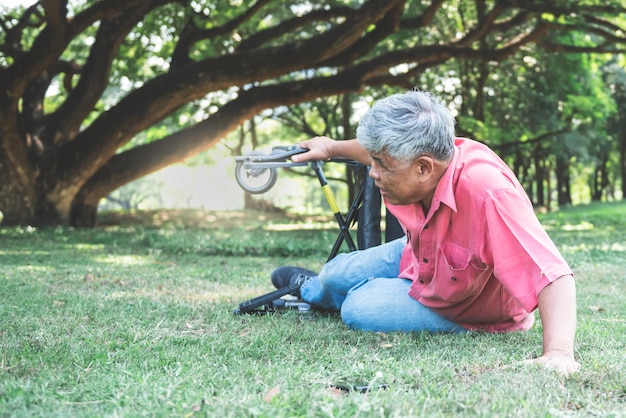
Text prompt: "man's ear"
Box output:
[[415, 155, 435, 176]]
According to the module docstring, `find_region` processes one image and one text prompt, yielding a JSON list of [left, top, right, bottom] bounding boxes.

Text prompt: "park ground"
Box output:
[[0, 202, 625, 417]]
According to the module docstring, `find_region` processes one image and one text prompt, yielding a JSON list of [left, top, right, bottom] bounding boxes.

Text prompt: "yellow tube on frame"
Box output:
[[322, 184, 340, 214]]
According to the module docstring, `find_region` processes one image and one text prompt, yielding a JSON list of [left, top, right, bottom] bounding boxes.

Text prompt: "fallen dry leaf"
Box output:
[[263, 386, 280, 402], [328, 387, 345, 397]]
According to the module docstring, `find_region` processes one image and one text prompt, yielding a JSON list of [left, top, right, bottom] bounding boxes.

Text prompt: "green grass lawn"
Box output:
[[1, 203, 625, 417]]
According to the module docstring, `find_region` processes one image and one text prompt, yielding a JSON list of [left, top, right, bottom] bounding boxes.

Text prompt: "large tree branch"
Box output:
[[75, 21, 556, 202], [453, 1, 511, 46], [500, 0, 624, 16], [492, 127, 572, 152], [536, 22, 626, 53], [320, 2, 406, 68], [43, 1, 165, 146], [74, 74, 371, 204], [0, 2, 45, 59], [50, 0, 406, 183], [51, 1, 554, 195], [4, 0, 169, 100], [54, 0, 625, 187], [70, 0, 167, 31], [171, 0, 273, 67], [237, 6, 356, 51]]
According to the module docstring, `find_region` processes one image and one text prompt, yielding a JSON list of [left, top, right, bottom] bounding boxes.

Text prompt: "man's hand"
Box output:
[[292, 137, 372, 165], [524, 351, 581, 377], [534, 275, 580, 377], [292, 136, 336, 162]]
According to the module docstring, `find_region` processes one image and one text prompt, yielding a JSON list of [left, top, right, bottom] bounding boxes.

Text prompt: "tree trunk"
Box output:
[[591, 156, 610, 202], [620, 132, 626, 200], [545, 163, 552, 211], [533, 150, 546, 207], [244, 193, 255, 211], [555, 155, 572, 207], [0, 169, 36, 225], [69, 200, 98, 227], [513, 151, 533, 200]]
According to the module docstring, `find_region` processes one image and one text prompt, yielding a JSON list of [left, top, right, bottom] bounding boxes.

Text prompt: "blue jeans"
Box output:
[[300, 237, 466, 333]]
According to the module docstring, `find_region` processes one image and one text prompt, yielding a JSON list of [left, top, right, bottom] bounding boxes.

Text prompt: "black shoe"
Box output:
[[271, 266, 317, 296]]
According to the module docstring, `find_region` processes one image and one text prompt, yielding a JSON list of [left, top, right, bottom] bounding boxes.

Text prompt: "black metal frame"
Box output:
[[233, 145, 367, 314]]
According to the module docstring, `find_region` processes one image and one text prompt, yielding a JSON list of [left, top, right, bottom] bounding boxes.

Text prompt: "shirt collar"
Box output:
[[429, 145, 459, 213]]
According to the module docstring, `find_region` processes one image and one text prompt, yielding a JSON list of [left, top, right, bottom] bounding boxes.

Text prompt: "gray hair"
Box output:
[[356, 90, 456, 162]]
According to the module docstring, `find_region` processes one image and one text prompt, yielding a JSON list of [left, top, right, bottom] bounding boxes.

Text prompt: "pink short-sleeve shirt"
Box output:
[[386, 138, 573, 332]]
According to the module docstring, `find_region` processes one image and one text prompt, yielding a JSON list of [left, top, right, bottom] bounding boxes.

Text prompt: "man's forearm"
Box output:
[[294, 137, 372, 165], [328, 139, 372, 165], [537, 274, 577, 356]]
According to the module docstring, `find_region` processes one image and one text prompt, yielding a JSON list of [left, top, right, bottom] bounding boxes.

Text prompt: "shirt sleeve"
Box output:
[[481, 188, 573, 312]]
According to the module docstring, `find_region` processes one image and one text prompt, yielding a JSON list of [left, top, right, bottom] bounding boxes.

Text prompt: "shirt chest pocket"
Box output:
[[433, 242, 488, 303]]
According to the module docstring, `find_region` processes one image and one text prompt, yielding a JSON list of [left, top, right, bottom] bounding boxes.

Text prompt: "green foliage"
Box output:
[[1, 204, 625, 416]]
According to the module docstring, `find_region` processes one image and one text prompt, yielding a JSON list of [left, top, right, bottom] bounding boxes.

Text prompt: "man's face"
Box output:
[[369, 152, 437, 206]]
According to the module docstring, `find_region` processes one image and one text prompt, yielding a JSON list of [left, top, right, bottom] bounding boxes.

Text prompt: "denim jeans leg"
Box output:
[[341, 278, 466, 333], [300, 237, 407, 310]]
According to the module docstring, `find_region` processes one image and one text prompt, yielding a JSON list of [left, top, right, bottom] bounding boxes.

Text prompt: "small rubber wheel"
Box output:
[[235, 152, 278, 194]]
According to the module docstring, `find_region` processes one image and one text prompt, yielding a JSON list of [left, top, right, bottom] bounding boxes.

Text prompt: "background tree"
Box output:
[[1, 0, 624, 227], [604, 57, 626, 200]]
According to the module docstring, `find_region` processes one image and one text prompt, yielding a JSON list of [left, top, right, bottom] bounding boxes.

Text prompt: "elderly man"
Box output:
[[271, 90, 579, 376]]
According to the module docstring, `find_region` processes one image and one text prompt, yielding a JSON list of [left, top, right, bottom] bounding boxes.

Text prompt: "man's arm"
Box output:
[[292, 137, 372, 165], [528, 274, 580, 376]]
